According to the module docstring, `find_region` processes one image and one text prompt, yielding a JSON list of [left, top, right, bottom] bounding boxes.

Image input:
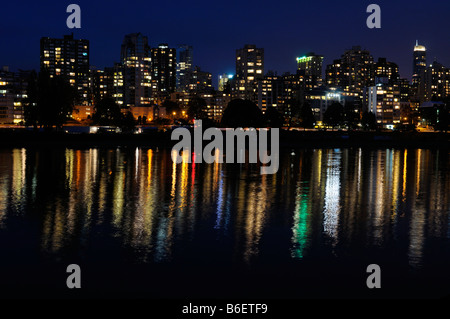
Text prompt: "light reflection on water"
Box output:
[[0, 147, 449, 273]]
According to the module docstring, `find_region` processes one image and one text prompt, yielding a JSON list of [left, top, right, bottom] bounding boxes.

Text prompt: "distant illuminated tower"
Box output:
[[412, 40, 426, 89], [121, 33, 151, 107], [421, 60, 450, 101], [176, 45, 193, 92], [325, 46, 374, 98], [218, 74, 233, 91], [235, 44, 264, 102], [374, 57, 399, 85], [40, 34, 90, 105], [296, 52, 323, 89], [151, 44, 176, 94], [188, 66, 212, 93]]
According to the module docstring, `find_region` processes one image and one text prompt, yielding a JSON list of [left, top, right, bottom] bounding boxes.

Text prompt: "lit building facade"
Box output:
[[91, 63, 124, 106], [258, 73, 283, 113], [365, 81, 401, 129], [130, 105, 166, 122], [235, 44, 264, 102], [257, 72, 304, 116], [121, 33, 152, 108], [218, 74, 233, 92], [374, 58, 399, 85], [0, 67, 30, 124], [412, 41, 426, 93], [72, 105, 94, 121], [151, 44, 176, 95], [325, 59, 343, 89], [296, 53, 323, 90], [104, 63, 124, 106], [305, 88, 346, 122], [214, 91, 231, 121], [325, 46, 374, 99], [170, 91, 191, 109], [420, 61, 450, 102], [40, 34, 90, 105], [188, 66, 212, 93], [176, 45, 193, 92], [397, 78, 411, 102]]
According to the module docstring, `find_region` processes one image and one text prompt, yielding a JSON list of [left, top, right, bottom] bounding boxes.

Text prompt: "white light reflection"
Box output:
[[323, 150, 341, 242], [214, 174, 225, 229]]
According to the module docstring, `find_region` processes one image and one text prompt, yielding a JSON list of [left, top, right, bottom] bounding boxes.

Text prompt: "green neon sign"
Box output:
[[296, 56, 313, 63]]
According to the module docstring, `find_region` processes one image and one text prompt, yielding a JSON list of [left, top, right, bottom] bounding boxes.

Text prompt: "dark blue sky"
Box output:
[[2, 0, 450, 88]]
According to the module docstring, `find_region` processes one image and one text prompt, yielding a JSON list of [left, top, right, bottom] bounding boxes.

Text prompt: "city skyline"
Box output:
[[2, 0, 450, 84], [2, 34, 448, 129], [2, 32, 447, 91], [0, 0, 450, 304]]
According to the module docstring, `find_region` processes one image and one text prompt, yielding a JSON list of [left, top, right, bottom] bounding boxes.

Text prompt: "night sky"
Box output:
[[2, 0, 450, 87]]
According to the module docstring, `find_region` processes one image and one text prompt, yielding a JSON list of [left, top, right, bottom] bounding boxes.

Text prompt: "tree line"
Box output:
[[23, 70, 449, 132], [23, 70, 136, 131]]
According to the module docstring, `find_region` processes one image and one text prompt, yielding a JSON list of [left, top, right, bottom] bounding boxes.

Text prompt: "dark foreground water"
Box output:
[[0, 147, 449, 299]]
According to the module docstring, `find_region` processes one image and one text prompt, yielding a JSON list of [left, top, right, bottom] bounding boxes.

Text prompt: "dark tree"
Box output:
[[121, 111, 136, 132], [361, 111, 377, 130], [92, 97, 123, 126], [299, 102, 316, 128], [136, 115, 148, 125], [419, 106, 437, 127], [221, 99, 264, 128], [23, 70, 39, 129], [323, 102, 344, 127], [187, 96, 207, 120], [223, 81, 232, 94], [343, 101, 360, 129], [162, 100, 181, 117], [40, 71, 75, 129], [418, 102, 450, 132], [264, 106, 284, 128], [24, 69, 76, 130], [435, 103, 449, 132], [283, 98, 301, 126]]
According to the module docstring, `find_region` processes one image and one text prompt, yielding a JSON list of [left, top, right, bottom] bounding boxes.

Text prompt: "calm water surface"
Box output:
[[0, 147, 449, 298]]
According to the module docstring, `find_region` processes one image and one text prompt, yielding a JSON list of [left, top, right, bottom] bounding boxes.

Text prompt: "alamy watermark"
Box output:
[[366, 4, 381, 29], [366, 264, 381, 289], [66, 264, 81, 289], [66, 4, 81, 29], [171, 120, 279, 175]]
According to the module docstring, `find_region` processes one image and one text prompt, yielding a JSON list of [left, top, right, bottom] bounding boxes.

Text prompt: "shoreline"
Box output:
[[0, 129, 448, 149]]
